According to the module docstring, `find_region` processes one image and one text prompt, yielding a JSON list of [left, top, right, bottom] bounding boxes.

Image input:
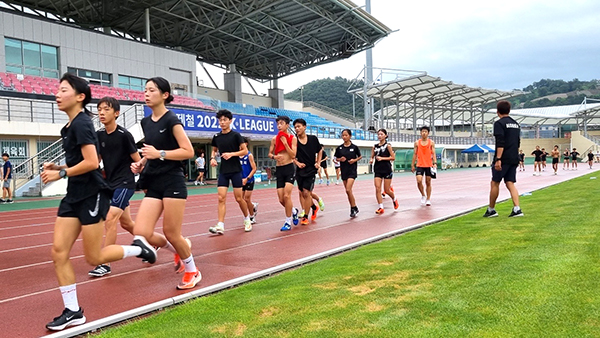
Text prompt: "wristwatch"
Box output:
[[59, 169, 67, 179], [159, 150, 166, 161]]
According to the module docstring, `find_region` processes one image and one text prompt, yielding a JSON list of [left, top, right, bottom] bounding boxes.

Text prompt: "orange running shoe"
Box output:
[[393, 199, 399, 210], [177, 269, 202, 290], [311, 207, 318, 221], [375, 208, 384, 214], [300, 217, 309, 225], [174, 238, 192, 274]]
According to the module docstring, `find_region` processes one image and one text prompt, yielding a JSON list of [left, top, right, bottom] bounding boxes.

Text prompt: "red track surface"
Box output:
[[0, 167, 595, 337]]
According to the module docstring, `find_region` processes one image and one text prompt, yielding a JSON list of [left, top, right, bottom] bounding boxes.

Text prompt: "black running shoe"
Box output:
[[508, 209, 524, 217], [483, 209, 498, 218], [350, 207, 359, 218], [46, 308, 86, 331], [88, 264, 111, 277], [131, 238, 157, 264]]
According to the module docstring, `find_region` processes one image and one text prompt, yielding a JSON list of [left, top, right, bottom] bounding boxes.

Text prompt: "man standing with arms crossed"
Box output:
[[484, 100, 523, 218]]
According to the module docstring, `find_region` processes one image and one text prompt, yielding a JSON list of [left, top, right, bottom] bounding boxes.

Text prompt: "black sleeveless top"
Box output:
[[373, 141, 392, 174]]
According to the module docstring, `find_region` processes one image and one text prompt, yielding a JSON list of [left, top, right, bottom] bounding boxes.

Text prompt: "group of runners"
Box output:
[[523, 145, 594, 176]]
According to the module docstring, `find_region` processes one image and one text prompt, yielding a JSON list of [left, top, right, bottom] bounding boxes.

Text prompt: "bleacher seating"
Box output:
[[0, 72, 213, 110]]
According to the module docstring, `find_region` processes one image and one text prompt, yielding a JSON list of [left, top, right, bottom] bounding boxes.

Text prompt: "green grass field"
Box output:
[[98, 174, 600, 337]]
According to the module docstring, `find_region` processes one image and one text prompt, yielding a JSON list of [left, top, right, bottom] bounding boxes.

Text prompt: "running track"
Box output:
[[0, 166, 596, 338]]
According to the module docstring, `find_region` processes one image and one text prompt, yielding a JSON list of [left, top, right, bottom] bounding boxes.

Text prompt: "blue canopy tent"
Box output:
[[461, 144, 495, 167]]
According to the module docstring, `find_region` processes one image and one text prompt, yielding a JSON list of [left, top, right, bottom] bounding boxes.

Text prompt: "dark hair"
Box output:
[[554, 145, 558, 148], [1, 153, 8, 158], [97, 97, 121, 118], [377, 128, 388, 137], [342, 128, 352, 137], [60, 72, 92, 112], [216, 109, 233, 120], [276, 115, 290, 124], [243, 136, 250, 144], [293, 118, 306, 126], [146, 77, 174, 104], [420, 126, 430, 132], [497, 100, 511, 115]]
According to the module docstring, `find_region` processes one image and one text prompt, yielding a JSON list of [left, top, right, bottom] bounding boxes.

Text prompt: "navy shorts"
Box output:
[[57, 192, 110, 225], [145, 174, 188, 199], [218, 172, 243, 188], [491, 163, 518, 183], [296, 175, 315, 192], [110, 188, 135, 210], [276, 163, 295, 189]]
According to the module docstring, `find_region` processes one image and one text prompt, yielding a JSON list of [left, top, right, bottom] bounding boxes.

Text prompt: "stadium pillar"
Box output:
[[224, 64, 242, 103], [268, 78, 284, 108], [145, 8, 151, 43]]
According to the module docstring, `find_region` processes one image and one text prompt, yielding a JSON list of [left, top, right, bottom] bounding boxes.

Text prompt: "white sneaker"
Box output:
[[194, 181, 198, 186], [335, 180, 339, 185], [244, 219, 252, 232], [209, 224, 224, 234], [426, 200, 431, 206], [252, 202, 259, 216], [250, 216, 256, 224], [420, 196, 427, 205]]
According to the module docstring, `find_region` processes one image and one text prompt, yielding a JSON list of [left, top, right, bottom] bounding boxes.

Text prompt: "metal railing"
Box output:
[[11, 104, 145, 196]]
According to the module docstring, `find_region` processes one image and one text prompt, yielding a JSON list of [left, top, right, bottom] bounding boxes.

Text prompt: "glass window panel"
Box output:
[[43, 70, 59, 78], [5, 38, 23, 65], [23, 42, 41, 68], [67, 67, 76, 74], [119, 76, 130, 85], [24, 67, 41, 76], [130, 77, 142, 86], [6, 65, 22, 74], [41, 45, 58, 70], [101, 73, 110, 81]]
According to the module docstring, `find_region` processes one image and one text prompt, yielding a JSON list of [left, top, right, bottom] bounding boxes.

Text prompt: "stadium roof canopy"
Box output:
[[484, 102, 600, 127], [1, 0, 392, 81]]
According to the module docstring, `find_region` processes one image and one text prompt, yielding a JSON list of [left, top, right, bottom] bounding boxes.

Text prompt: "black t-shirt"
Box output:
[[373, 141, 392, 174], [519, 153, 525, 162], [296, 135, 321, 177], [98, 125, 137, 189], [141, 111, 184, 176], [334, 143, 361, 177], [531, 150, 543, 162], [61, 111, 107, 202], [571, 151, 579, 160], [493, 116, 521, 165], [588, 153, 595, 161], [211, 130, 244, 174], [541, 152, 547, 161]]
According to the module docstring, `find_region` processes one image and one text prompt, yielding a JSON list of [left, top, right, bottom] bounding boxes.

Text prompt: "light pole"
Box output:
[[300, 85, 304, 107]]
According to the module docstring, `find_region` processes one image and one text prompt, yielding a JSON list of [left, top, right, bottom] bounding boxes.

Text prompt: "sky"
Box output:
[[197, 0, 600, 95]]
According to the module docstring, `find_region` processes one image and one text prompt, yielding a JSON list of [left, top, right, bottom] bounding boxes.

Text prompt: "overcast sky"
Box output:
[[199, 0, 600, 95]]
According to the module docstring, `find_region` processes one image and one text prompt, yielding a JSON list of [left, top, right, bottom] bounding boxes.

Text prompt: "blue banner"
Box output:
[[144, 106, 276, 135]]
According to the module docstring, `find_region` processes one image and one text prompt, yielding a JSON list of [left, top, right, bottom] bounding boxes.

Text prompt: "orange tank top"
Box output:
[[416, 139, 433, 167]]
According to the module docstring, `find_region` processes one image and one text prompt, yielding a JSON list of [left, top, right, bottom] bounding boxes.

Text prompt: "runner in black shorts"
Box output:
[[551, 145, 560, 175], [541, 148, 547, 171], [317, 147, 330, 185], [269, 115, 299, 231], [370, 128, 398, 214], [531, 145, 543, 176], [588, 150, 595, 169], [41, 73, 155, 331], [293, 118, 323, 225], [563, 148, 570, 170], [484, 100, 523, 218], [131, 77, 200, 290], [334, 129, 362, 217], [208, 110, 251, 234], [571, 148, 579, 170]]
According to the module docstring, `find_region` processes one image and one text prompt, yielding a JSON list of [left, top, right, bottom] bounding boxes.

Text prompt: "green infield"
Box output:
[[99, 173, 600, 337]]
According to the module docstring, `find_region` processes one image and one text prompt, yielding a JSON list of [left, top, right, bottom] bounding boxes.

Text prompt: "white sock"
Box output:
[[285, 216, 292, 224], [217, 221, 225, 227], [513, 206, 521, 212], [162, 241, 177, 254], [244, 215, 250, 221], [379, 203, 384, 208], [59, 284, 79, 312], [182, 255, 197, 273], [487, 206, 495, 212], [122, 245, 142, 259]]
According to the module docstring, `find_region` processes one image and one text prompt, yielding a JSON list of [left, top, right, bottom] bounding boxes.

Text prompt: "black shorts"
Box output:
[[552, 158, 559, 164], [197, 168, 205, 173], [491, 163, 518, 183], [145, 174, 188, 199], [341, 167, 357, 181], [415, 167, 432, 177], [374, 171, 393, 179], [218, 172, 243, 188], [296, 175, 315, 192], [276, 163, 295, 189], [564, 157, 570, 160], [320, 161, 328, 169], [110, 188, 135, 210], [242, 180, 255, 191], [58, 192, 110, 225]]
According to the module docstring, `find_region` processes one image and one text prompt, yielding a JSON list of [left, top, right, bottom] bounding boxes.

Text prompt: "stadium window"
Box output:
[[68, 67, 112, 86], [118, 75, 145, 91], [4, 38, 59, 78], [0, 139, 28, 167]]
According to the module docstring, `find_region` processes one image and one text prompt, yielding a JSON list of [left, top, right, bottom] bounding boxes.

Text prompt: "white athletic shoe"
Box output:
[[194, 181, 199, 186], [420, 196, 427, 205], [426, 200, 432, 206], [244, 219, 252, 232], [209, 224, 225, 234], [252, 202, 259, 216]]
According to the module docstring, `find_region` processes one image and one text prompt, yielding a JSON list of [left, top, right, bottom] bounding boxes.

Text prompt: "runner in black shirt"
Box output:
[[541, 148, 547, 171], [531, 145, 543, 176], [563, 148, 570, 170], [208, 109, 251, 234], [334, 129, 362, 217], [484, 100, 523, 218], [131, 77, 200, 290], [89, 97, 172, 278], [571, 148, 579, 170], [369, 129, 398, 214], [41, 73, 154, 331], [588, 150, 595, 169], [293, 118, 323, 225], [518, 150, 525, 172]]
